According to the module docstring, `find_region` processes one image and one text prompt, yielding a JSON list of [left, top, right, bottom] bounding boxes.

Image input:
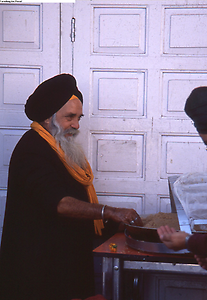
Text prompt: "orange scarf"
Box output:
[[31, 121, 104, 235]]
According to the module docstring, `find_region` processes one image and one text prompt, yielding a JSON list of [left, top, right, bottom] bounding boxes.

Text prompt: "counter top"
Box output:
[[93, 232, 196, 264]]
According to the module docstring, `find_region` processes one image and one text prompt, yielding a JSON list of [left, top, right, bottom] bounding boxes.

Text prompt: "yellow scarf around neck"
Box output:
[[31, 121, 104, 235]]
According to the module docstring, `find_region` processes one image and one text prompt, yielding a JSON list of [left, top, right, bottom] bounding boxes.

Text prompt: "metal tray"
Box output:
[[125, 229, 189, 254], [124, 177, 192, 254]]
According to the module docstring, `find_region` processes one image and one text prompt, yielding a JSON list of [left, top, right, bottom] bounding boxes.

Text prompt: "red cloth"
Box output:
[[72, 295, 107, 300]]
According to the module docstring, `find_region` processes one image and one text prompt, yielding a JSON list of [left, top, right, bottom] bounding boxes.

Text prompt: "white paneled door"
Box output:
[[0, 3, 62, 236], [68, 0, 207, 215]]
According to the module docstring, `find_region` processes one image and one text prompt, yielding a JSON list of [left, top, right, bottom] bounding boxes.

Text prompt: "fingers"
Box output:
[[135, 215, 143, 226], [119, 209, 143, 226], [157, 232, 171, 243], [157, 225, 176, 238], [157, 226, 176, 248], [195, 259, 207, 270], [157, 226, 169, 240], [157, 226, 165, 237], [194, 254, 206, 260], [131, 214, 143, 226], [194, 255, 207, 270], [129, 212, 143, 226], [135, 218, 143, 226]]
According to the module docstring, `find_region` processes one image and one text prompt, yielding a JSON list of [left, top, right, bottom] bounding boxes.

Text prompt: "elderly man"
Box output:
[[0, 74, 143, 300], [157, 86, 207, 270]]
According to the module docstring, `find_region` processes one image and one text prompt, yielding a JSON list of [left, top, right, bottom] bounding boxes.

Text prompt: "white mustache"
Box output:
[[63, 128, 79, 137]]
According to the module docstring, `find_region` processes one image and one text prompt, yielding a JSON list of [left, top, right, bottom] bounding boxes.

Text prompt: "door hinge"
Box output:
[[70, 17, 76, 42]]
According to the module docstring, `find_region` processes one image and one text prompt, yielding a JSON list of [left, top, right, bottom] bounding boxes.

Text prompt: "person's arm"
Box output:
[[187, 233, 207, 256], [57, 196, 143, 226], [188, 234, 207, 269], [157, 225, 189, 251], [157, 225, 207, 271], [157, 225, 207, 254]]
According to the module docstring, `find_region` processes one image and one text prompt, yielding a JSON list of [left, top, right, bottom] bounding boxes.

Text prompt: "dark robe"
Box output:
[[0, 129, 95, 300], [188, 233, 207, 256]]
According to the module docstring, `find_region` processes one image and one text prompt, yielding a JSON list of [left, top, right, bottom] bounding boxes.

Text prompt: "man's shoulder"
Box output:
[[9, 129, 62, 173], [13, 129, 52, 155]]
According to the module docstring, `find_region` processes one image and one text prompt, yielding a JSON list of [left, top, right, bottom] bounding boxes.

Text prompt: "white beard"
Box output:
[[50, 115, 87, 170]]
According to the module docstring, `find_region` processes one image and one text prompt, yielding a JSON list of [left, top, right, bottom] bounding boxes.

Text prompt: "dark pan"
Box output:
[[125, 224, 162, 243]]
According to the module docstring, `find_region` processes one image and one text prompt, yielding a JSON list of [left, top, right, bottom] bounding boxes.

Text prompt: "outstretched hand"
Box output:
[[157, 225, 189, 251]]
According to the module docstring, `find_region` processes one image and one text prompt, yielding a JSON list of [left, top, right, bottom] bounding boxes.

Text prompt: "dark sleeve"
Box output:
[[22, 152, 71, 215], [187, 233, 207, 256], [8, 131, 88, 218]]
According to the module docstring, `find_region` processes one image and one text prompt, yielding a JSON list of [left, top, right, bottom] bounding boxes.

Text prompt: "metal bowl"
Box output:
[[125, 223, 161, 243], [124, 229, 189, 254]]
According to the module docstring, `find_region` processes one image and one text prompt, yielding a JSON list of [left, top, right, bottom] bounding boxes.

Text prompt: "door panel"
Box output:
[[71, 0, 207, 215], [0, 3, 61, 237]]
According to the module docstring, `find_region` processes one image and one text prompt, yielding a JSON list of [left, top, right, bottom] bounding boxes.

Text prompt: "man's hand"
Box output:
[[195, 255, 207, 270], [157, 225, 189, 251], [105, 206, 143, 227]]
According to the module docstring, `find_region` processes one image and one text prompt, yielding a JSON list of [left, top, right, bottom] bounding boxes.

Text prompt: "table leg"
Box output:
[[113, 258, 120, 300], [102, 257, 113, 299], [102, 257, 121, 300]]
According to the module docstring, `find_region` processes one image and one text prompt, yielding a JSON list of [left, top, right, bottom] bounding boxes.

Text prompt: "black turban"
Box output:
[[25, 73, 83, 122], [184, 86, 207, 133]]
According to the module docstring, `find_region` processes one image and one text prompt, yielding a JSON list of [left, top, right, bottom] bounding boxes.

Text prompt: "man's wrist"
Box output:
[[101, 205, 108, 223], [185, 234, 191, 248]]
